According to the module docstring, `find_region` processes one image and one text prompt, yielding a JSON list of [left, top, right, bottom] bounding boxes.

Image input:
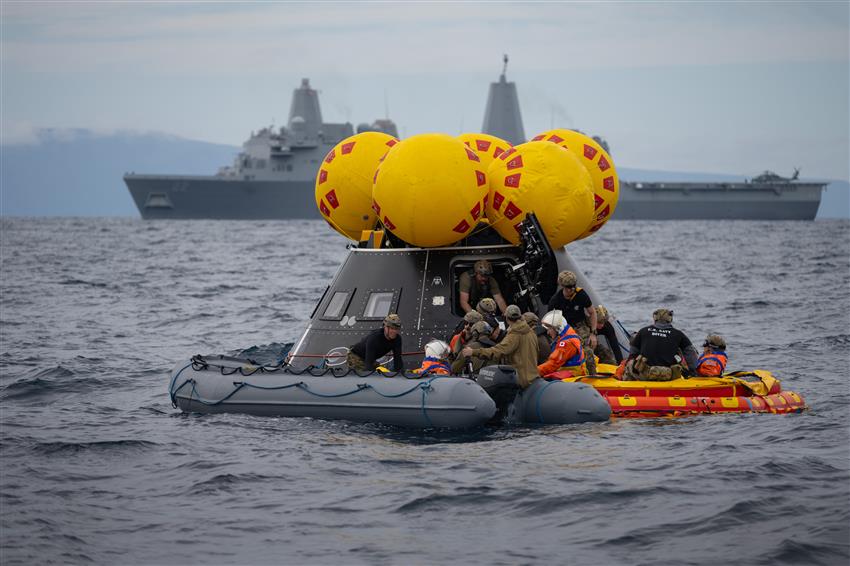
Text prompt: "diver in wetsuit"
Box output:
[[347, 314, 404, 372]]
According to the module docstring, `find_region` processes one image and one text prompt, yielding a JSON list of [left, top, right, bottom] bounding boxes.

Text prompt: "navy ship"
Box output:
[[124, 79, 397, 219], [125, 65, 826, 220]]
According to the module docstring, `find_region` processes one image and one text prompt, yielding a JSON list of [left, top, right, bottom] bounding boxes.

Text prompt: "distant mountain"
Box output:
[[1, 129, 237, 217], [1, 129, 847, 218]]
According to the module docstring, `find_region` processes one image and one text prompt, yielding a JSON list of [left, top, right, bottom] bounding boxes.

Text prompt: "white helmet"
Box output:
[[541, 310, 567, 333], [424, 339, 450, 359]]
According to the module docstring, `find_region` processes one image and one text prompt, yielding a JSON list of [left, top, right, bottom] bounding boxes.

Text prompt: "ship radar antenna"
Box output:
[[501, 54, 509, 79], [791, 167, 800, 181]]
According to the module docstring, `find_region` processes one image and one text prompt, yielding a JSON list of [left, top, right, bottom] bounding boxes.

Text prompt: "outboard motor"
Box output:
[[475, 365, 520, 423]]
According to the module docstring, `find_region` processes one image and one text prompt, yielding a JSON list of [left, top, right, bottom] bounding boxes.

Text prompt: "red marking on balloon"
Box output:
[[319, 200, 330, 217], [386, 139, 398, 147], [589, 223, 603, 233], [531, 134, 545, 141], [372, 200, 381, 215], [596, 204, 610, 222], [453, 219, 470, 233], [504, 173, 521, 188], [603, 176, 615, 191], [493, 192, 504, 210], [594, 194, 604, 210], [383, 216, 396, 230], [318, 169, 328, 184], [470, 202, 481, 220], [483, 194, 489, 208], [475, 170, 486, 186], [476, 139, 491, 152], [324, 150, 336, 164], [547, 135, 564, 144], [598, 156, 610, 171], [500, 148, 515, 161], [372, 169, 379, 184], [493, 147, 505, 159], [513, 222, 523, 232], [506, 155, 523, 170], [465, 147, 480, 162], [341, 142, 356, 155], [583, 144, 597, 160], [325, 189, 339, 209], [504, 202, 522, 220]]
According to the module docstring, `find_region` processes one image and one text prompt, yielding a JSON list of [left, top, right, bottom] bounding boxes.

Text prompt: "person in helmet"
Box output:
[[593, 305, 623, 365], [448, 310, 483, 362], [523, 311, 551, 364], [547, 270, 598, 375], [462, 304, 539, 388], [414, 340, 452, 376], [695, 334, 728, 377], [347, 314, 404, 372], [537, 310, 587, 377], [451, 320, 500, 374], [624, 309, 698, 381], [459, 259, 507, 315]]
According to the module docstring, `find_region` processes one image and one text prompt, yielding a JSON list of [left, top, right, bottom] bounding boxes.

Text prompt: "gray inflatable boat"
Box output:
[[168, 356, 611, 429]]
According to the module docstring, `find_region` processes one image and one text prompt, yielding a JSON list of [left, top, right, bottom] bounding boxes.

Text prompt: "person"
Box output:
[[462, 304, 539, 388], [695, 334, 728, 377], [593, 305, 623, 365], [347, 314, 404, 372], [448, 310, 483, 361], [459, 259, 508, 315], [476, 297, 498, 318], [414, 340, 452, 376], [537, 310, 586, 377], [623, 309, 698, 381], [523, 311, 551, 364], [451, 320, 499, 374], [546, 271, 598, 375]]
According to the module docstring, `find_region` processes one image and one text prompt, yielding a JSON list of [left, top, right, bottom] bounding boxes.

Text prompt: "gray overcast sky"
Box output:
[[2, 1, 848, 180]]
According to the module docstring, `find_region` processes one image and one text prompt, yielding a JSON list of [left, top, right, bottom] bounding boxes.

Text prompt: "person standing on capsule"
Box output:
[[459, 259, 508, 316], [347, 314, 404, 372], [547, 271, 598, 375]]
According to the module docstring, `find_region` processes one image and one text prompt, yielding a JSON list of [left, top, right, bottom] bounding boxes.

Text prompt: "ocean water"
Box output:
[[1, 217, 848, 565]]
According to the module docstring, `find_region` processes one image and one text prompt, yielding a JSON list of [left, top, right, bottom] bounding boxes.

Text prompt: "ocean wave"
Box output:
[[32, 439, 159, 456]]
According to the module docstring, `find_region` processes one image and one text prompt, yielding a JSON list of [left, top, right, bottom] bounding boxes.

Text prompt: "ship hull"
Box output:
[[124, 175, 319, 220], [125, 175, 824, 221], [615, 181, 823, 220]]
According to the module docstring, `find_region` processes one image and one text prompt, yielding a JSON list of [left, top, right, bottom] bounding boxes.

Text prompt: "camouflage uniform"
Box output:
[[573, 322, 597, 376], [346, 351, 368, 372], [623, 355, 683, 381]]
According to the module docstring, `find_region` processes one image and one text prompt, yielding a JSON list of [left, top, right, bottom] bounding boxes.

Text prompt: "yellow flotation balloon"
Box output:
[[457, 132, 512, 173], [372, 133, 488, 248], [315, 131, 399, 240], [486, 141, 594, 247], [531, 129, 619, 238]]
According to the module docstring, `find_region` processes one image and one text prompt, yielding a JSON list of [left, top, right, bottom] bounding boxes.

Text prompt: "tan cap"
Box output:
[[471, 320, 494, 336], [383, 313, 402, 328], [505, 304, 522, 321], [474, 259, 493, 275], [557, 271, 577, 287], [595, 305, 609, 322], [652, 308, 673, 323], [476, 298, 497, 314], [704, 334, 726, 350], [522, 311, 539, 325], [463, 310, 483, 324]]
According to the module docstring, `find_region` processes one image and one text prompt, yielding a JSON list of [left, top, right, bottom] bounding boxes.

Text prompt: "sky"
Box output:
[[2, 1, 848, 181]]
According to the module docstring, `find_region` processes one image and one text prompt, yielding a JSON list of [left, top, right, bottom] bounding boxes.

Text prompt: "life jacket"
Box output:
[[552, 325, 585, 368], [416, 357, 451, 376], [696, 351, 728, 377]]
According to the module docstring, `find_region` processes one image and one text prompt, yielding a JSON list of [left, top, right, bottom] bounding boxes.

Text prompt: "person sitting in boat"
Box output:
[[523, 311, 551, 364], [414, 340, 452, 376], [537, 310, 586, 378], [593, 305, 623, 366], [546, 270, 598, 375], [448, 310, 483, 362], [459, 260, 508, 316], [623, 309, 699, 381], [695, 334, 728, 377], [452, 320, 500, 374], [346, 314, 404, 373], [461, 305, 539, 389]]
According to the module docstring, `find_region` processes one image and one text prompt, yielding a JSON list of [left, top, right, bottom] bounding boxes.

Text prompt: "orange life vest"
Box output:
[[416, 358, 451, 376], [696, 351, 727, 377]]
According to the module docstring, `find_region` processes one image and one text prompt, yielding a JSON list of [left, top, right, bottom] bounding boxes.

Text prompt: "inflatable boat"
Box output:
[[554, 365, 807, 418], [168, 356, 611, 429]]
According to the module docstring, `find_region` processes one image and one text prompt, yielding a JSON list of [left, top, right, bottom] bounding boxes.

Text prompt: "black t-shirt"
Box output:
[[631, 324, 692, 367], [547, 288, 592, 327], [350, 327, 403, 371]]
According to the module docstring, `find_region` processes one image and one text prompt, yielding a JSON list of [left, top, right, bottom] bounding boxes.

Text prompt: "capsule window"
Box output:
[[363, 291, 395, 319], [322, 290, 353, 320]]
